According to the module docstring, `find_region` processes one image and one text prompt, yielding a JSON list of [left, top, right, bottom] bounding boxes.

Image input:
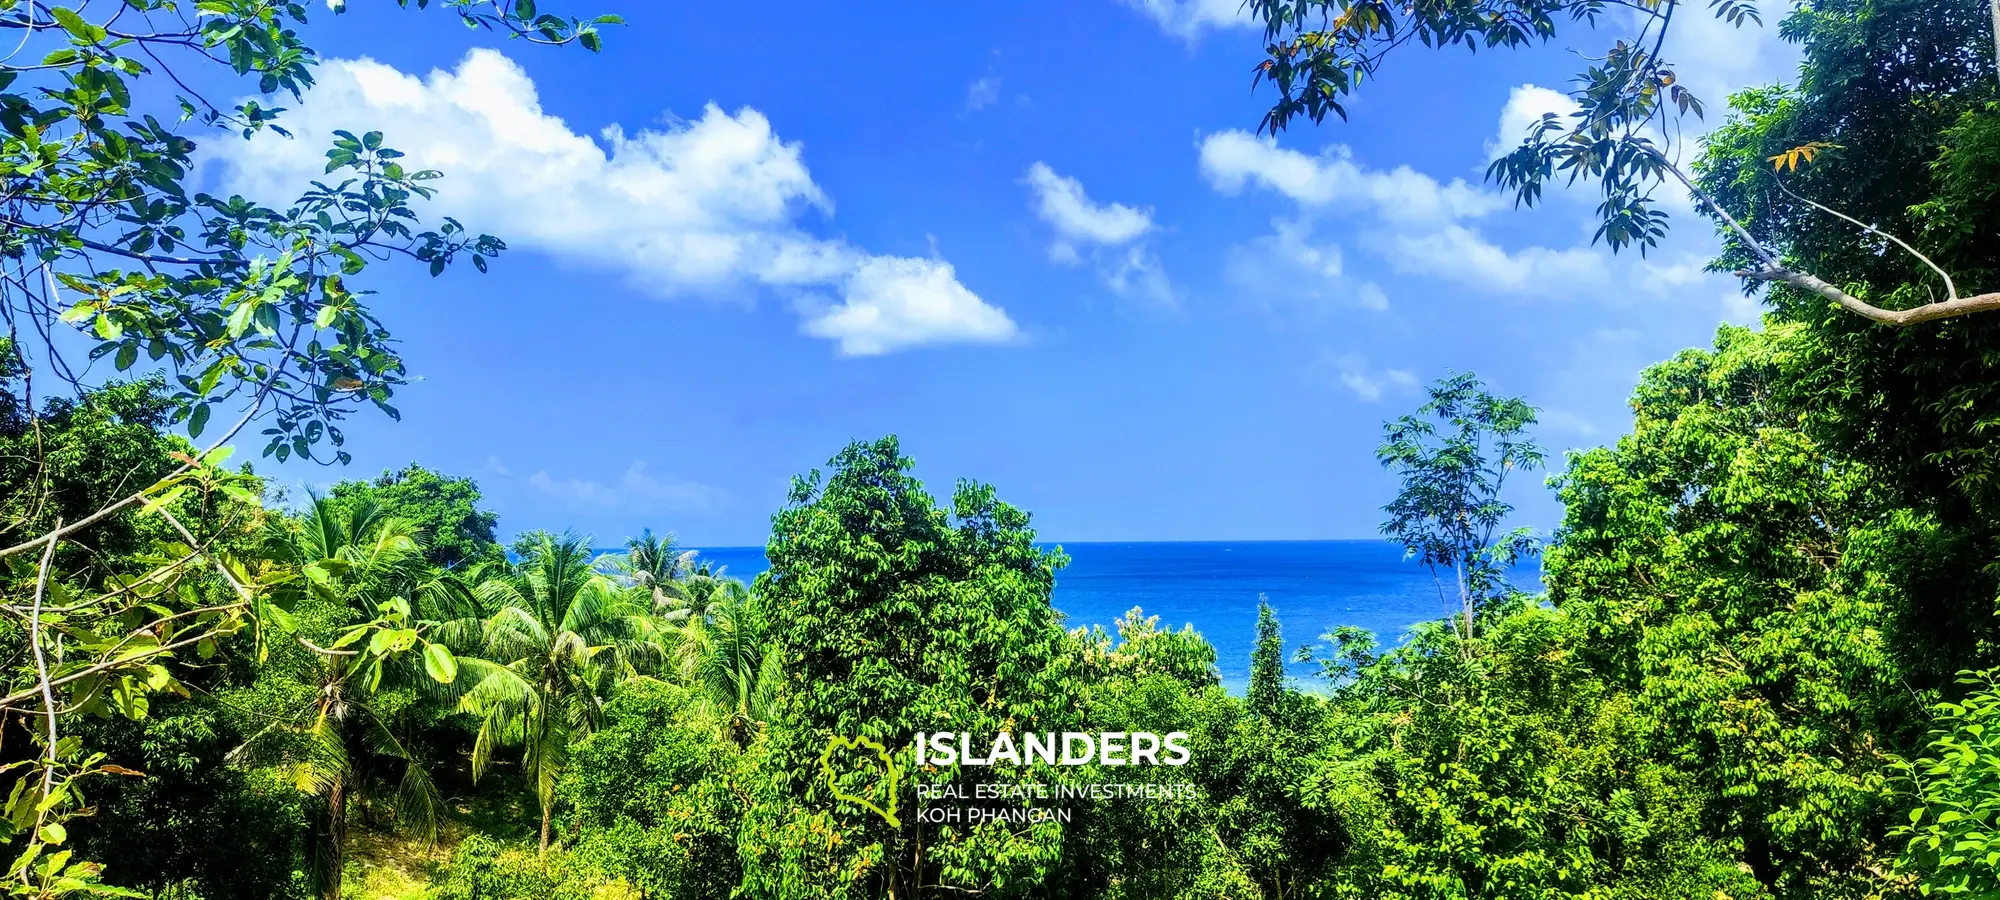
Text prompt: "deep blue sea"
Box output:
[[679, 540, 1543, 693]]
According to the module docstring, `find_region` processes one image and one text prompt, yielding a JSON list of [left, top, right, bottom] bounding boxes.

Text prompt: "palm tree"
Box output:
[[264, 489, 476, 622], [656, 566, 750, 625], [457, 531, 658, 851], [673, 583, 781, 747], [233, 491, 456, 900], [604, 528, 695, 606]]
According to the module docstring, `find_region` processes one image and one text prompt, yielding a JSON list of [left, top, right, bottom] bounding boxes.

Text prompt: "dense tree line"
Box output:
[[1, 0, 1998, 896]]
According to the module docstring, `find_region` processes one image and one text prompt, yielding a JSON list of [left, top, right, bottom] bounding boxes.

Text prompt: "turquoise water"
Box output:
[[685, 540, 1543, 692]]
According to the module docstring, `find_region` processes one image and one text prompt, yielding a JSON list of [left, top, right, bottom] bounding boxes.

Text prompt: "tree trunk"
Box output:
[[1992, 0, 2000, 91], [539, 801, 552, 854], [1453, 559, 1473, 642], [326, 772, 347, 900]]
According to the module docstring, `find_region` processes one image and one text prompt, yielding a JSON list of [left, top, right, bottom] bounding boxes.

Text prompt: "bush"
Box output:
[[429, 835, 636, 900], [560, 679, 743, 900]]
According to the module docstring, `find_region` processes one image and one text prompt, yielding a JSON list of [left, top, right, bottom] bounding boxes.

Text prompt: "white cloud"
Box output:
[[1227, 218, 1389, 312], [528, 460, 726, 513], [1025, 162, 1155, 250], [1104, 246, 1176, 305], [1203, 131, 1599, 302], [1200, 128, 1772, 308], [965, 75, 1002, 112], [481, 455, 513, 478], [202, 49, 1016, 355], [1486, 84, 1580, 161], [1384, 224, 1608, 294], [1119, 0, 1257, 39], [1200, 132, 1505, 224], [1323, 354, 1417, 402], [1024, 162, 1173, 304], [800, 256, 1018, 356]]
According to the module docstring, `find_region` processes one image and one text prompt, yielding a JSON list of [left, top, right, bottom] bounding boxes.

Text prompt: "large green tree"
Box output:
[[328, 465, 505, 571], [1545, 324, 1938, 897], [740, 436, 1080, 900]]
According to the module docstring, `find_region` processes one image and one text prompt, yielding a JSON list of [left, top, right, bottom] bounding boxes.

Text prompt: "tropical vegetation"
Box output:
[[1, 0, 1999, 897]]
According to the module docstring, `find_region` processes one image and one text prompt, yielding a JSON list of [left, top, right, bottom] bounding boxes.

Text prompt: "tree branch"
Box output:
[[153, 505, 358, 658], [29, 521, 60, 813], [1732, 267, 2000, 326], [1658, 149, 1997, 328]]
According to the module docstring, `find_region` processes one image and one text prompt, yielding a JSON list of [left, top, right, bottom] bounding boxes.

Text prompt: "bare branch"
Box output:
[[1772, 177, 1959, 301], [28, 520, 59, 833], [0, 343, 282, 560], [153, 505, 357, 658], [1657, 149, 1999, 328], [1733, 267, 2000, 326]]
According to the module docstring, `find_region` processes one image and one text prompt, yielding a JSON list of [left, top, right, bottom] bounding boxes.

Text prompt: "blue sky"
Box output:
[[195, 0, 1798, 546]]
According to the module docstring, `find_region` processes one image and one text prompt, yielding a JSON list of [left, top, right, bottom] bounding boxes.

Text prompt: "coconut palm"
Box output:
[[233, 491, 456, 900], [674, 581, 781, 747], [264, 489, 477, 622], [456, 531, 659, 851], [603, 528, 696, 605], [655, 565, 750, 625]]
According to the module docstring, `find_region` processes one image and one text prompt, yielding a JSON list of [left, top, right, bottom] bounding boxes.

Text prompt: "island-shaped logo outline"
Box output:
[[820, 734, 903, 828]]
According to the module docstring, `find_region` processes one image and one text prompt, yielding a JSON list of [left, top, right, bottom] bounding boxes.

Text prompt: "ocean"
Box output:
[[682, 540, 1544, 693]]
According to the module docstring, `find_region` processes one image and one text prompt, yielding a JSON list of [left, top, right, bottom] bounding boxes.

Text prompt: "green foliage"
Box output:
[[457, 532, 657, 852], [328, 466, 505, 572], [1070, 607, 1221, 691], [1378, 373, 1543, 640], [560, 679, 743, 900], [1311, 607, 1758, 900], [1247, 598, 1286, 719], [1696, 0, 2000, 493], [0, 369, 182, 566], [1060, 669, 1265, 898], [674, 584, 783, 747], [75, 703, 305, 900], [1896, 671, 2000, 897], [0, 1, 610, 893], [1247, 0, 1742, 255], [429, 834, 635, 900], [230, 497, 463, 900], [742, 436, 1078, 898], [1546, 323, 1934, 897]]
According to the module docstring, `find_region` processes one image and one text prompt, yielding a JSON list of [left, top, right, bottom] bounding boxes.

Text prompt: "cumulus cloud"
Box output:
[[1485, 84, 1580, 160], [1201, 131, 1587, 300], [1385, 225, 1608, 293], [1200, 128, 1764, 314], [202, 48, 1017, 356], [1024, 162, 1173, 304], [528, 460, 726, 513], [800, 256, 1018, 356], [1200, 132, 1505, 223], [1026, 162, 1155, 252], [1118, 0, 1257, 39]]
